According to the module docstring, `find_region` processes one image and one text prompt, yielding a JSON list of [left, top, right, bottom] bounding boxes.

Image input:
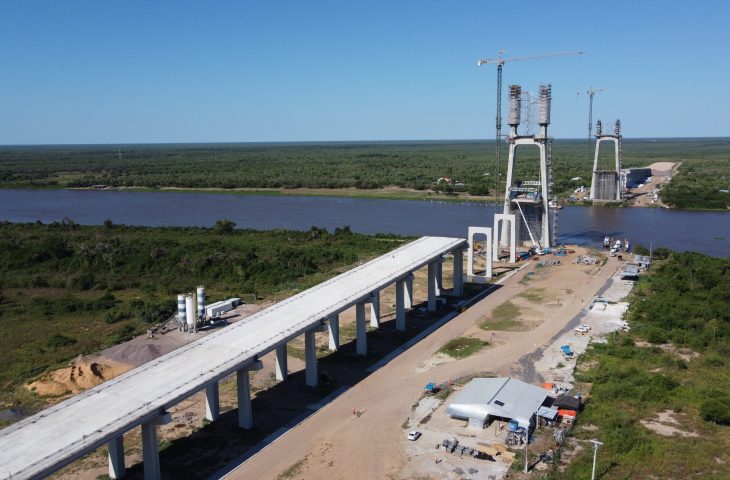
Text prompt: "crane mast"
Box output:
[[586, 87, 607, 142]]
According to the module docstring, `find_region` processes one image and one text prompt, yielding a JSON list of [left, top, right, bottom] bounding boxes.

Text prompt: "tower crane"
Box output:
[[477, 50, 584, 214], [584, 87, 607, 142]]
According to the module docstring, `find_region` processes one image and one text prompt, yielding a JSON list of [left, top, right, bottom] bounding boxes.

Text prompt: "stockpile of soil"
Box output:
[[26, 356, 131, 397]]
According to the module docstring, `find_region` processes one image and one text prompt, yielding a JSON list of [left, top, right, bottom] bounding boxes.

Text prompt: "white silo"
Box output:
[[185, 294, 196, 331], [196, 286, 205, 320], [177, 294, 186, 328]]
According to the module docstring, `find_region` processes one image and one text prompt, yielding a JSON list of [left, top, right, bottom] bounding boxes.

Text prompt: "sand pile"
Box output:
[[26, 357, 131, 397]]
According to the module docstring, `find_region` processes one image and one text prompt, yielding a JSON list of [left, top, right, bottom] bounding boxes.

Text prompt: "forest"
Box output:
[[0, 221, 405, 414], [555, 251, 730, 478], [1, 138, 728, 209]]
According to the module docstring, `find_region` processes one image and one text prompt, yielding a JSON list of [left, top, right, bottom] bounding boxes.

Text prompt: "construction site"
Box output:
[[0, 50, 657, 480]]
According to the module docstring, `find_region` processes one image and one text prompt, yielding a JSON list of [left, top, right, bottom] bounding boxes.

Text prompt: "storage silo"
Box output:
[[185, 294, 195, 331], [177, 294, 186, 328], [196, 286, 205, 320]]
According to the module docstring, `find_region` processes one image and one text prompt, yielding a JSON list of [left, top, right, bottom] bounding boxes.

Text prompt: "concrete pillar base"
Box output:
[[369, 292, 380, 328], [305, 329, 318, 387], [237, 369, 253, 429], [427, 262, 437, 312], [205, 382, 220, 421], [404, 274, 414, 309], [328, 314, 340, 351], [275, 343, 288, 381], [396, 280, 406, 331], [356, 302, 367, 355], [108, 435, 125, 479], [452, 248, 464, 297], [141, 421, 161, 480]]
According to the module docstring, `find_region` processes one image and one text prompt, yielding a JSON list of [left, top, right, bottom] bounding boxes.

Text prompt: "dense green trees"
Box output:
[[2, 139, 728, 208]]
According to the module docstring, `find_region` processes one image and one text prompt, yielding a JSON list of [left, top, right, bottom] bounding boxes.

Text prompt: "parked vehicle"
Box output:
[[407, 430, 422, 441], [575, 324, 590, 333]]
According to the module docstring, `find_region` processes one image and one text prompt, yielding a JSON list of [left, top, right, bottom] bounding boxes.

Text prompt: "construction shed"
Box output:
[[445, 377, 548, 429]]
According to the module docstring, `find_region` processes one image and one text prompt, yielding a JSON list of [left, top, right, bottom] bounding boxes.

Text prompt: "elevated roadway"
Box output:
[[0, 236, 466, 480]]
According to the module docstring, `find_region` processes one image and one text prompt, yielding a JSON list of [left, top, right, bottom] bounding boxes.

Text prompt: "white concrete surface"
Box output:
[[0, 236, 465, 480]]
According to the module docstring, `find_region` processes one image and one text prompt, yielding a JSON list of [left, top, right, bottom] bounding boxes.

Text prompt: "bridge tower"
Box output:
[[500, 84, 554, 249], [589, 119, 623, 202]]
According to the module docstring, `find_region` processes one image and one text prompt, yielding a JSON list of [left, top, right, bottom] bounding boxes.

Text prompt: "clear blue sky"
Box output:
[[1, 1, 728, 144]]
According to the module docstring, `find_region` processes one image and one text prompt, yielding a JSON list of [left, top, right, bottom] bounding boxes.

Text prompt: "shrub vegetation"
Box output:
[[0, 221, 406, 412], [553, 251, 730, 478]]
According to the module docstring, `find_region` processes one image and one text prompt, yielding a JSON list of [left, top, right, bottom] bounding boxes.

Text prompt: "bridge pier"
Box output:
[[275, 343, 288, 381], [452, 248, 464, 297], [205, 382, 220, 421], [427, 262, 437, 312], [141, 420, 161, 480], [108, 435, 125, 479], [369, 291, 380, 328], [327, 313, 339, 351], [237, 360, 263, 429], [356, 303, 367, 355], [305, 329, 318, 387], [404, 273, 414, 309], [435, 257, 443, 296], [395, 279, 406, 331]]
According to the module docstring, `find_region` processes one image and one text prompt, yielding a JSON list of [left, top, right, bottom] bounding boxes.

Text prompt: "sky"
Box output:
[[1, 1, 728, 144]]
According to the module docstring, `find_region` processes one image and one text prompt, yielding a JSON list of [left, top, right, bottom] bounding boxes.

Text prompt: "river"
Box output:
[[1, 189, 728, 257]]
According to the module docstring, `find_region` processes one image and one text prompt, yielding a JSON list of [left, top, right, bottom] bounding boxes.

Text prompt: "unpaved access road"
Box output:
[[226, 250, 620, 480]]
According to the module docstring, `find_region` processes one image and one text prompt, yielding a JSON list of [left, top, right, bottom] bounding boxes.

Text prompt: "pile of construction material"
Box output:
[[575, 255, 599, 265]]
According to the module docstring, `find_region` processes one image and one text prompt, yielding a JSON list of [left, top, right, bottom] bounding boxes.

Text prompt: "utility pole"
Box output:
[[523, 428, 529, 473], [590, 438, 603, 480]]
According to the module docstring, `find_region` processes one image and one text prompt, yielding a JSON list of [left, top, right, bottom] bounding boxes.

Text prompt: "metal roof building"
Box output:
[[445, 377, 548, 429]]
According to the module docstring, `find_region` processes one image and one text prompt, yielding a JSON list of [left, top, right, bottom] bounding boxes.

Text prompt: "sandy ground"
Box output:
[[531, 266, 634, 390], [626, 161, 681, 207], [225, 248, 622, 480]]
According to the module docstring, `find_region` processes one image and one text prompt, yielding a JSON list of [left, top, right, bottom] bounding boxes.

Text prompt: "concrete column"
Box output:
[[427, 262, 437, 312], [395, 279, 406, 331], [327, 313, 340, 351], [205, 382, 220, 421], [141, 420, 161, 480], [108, 435, 125, 479], [356, 302, 367, 355], [305, 329, 318, 387], [435, 258, 443, 296], [404, 274, 414, 309], [453, 248, 464, 297], [369, 291, 380, 328], [275, 343, 288, 381], [237, 369, 253, 429]]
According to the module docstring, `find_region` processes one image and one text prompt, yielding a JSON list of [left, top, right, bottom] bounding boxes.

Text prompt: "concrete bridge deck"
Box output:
[[0, 236, 466, 480]]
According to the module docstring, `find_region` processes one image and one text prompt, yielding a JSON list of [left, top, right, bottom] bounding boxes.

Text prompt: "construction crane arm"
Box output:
[[478, 50, 584, 66]]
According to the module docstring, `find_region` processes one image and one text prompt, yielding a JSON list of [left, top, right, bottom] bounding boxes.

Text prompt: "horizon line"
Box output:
[[1, 136, 729, 148]]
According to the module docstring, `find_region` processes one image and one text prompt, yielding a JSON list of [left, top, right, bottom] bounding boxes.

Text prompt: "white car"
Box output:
[[575, 324, 591, 333], [407, 430, 422, 441]]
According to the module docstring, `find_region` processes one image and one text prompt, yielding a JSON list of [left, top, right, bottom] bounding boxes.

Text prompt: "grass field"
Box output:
[[1, 138, 728, 209], [478, 300, 524, 331], [438, 336, 488, 359]]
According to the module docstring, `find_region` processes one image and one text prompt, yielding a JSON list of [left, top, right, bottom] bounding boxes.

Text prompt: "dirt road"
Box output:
[[226, 251, 620, 480]]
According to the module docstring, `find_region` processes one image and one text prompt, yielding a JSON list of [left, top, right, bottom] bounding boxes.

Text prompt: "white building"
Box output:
[[445, 377, 548, 429]]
